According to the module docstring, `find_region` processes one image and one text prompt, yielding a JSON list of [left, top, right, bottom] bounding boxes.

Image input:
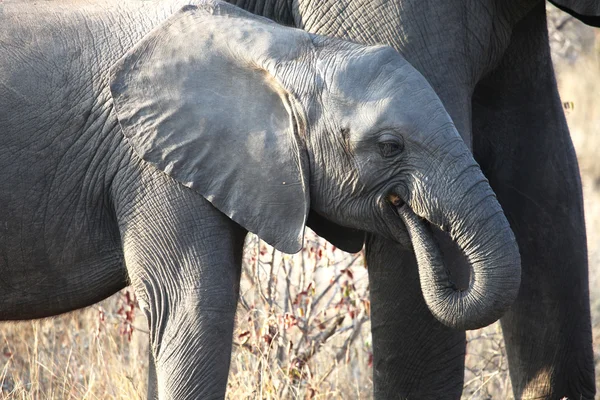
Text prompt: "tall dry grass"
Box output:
[[0, 13, 598, 400], [0, 291, 148, 399]]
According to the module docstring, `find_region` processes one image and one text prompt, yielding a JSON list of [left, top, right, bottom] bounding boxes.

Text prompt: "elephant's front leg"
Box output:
[[473, 4, 595, 399], [366, 234, 466, 400], [116, 168, 246, 399]]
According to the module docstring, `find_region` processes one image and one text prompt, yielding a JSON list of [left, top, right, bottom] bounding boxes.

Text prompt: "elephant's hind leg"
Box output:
[[472, 4, 595, 399], [116, 167, 246, 399]]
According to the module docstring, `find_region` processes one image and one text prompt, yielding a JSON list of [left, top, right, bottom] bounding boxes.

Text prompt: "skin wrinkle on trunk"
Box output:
[[395, 160, 520, 329]]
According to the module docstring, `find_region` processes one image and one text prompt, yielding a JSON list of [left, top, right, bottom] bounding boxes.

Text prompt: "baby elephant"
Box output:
[[0, 0, 520, 398]]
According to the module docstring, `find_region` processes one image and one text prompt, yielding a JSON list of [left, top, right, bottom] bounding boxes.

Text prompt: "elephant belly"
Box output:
[[0, 182, 128, 320], [0, 252, 128, 322], [0, 82, 129, 321], [0, 93, 130, 320]]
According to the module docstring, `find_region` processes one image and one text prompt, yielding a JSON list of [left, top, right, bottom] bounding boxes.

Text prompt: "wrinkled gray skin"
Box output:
[[0, 1, 522, 399], [227, 0, 597, 399]]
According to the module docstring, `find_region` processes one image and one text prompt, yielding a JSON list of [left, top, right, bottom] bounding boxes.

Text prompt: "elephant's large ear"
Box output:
[[549, 0, 600, 27], [109, 3, 312, 253]]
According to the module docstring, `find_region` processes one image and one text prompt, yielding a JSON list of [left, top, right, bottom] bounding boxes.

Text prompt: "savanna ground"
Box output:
[[0, 5, 598, 399]]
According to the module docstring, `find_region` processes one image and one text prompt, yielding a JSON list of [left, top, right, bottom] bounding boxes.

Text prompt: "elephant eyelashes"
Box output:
[[378, 140, 404, 158]]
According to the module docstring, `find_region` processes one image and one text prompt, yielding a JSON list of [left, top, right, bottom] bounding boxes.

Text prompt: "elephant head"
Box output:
[[109, 1, 520, 330]]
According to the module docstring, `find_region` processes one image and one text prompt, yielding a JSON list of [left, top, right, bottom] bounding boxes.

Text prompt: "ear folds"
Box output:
[[109, 3, 312, 253]]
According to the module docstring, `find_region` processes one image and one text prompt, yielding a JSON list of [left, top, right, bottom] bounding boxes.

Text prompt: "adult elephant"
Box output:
[[226, 0, 598, 399]]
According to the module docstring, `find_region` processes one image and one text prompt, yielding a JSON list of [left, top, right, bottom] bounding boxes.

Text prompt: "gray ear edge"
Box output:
[[307, 211, 365, 253]]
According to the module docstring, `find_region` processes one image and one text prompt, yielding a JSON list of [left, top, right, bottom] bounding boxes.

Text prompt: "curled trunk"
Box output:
[[396, 161, 521, 330]]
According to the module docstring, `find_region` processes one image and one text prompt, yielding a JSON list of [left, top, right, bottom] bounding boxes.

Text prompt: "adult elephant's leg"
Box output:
[[115, 166, 246, 399], [473, 4, 595, 399], [366, 234, 466, 400]]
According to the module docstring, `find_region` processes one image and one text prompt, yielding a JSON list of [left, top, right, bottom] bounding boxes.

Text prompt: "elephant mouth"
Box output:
[[387, 192, 405, 208], [384, 191, 471, 291], [378, 190, 411, 247]]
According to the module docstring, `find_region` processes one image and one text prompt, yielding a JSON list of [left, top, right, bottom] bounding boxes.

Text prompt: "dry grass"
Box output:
[[226, 236, 372, 400], [0, 292, 149, 399], [0, 17, 598, 400]]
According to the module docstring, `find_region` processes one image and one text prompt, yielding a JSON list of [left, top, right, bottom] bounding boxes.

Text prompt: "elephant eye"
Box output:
[[378, 140, 404, 158]]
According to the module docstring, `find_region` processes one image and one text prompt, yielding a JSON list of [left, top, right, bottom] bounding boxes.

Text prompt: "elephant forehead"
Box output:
[[327, 46, 407, 95], [326, 47, 439, 112], [325, 81, 442, 134]]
